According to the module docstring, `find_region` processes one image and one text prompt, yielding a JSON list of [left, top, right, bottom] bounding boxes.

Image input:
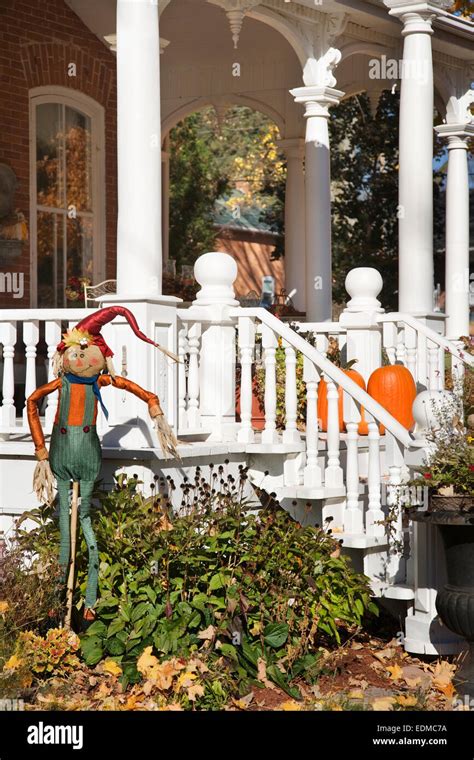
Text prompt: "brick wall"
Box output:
[[0, 0, 117, 308]]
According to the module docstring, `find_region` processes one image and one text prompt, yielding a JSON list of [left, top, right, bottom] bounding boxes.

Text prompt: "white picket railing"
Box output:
[[378, 312, 473, 390]]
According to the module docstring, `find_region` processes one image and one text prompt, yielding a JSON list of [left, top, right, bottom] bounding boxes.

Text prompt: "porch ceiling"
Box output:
[[65, 0, 474, 61]]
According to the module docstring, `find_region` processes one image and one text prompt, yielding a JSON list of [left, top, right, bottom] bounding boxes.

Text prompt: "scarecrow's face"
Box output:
[[62, 344, 106, 377]]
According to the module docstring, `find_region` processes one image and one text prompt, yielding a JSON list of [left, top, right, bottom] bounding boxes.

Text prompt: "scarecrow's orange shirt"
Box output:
[[27, 375, 160, 454]]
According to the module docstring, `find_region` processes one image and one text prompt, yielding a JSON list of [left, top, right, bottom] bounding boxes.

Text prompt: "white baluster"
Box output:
[[396, 327, 406, 365], [344, 420, 363, 533], [405, 325, 417, 381], [0, 322, 17, 431], [282, 340, 300, 444], [451, 340, 465, 392], [178, 326, 188, 430], [387, 463, 403, 547], [416, 332, 428, 390], [22, 321, 40, 427], [427, 339, 439, 391], [382, 321, 397, 366], [325, 377, 343, 487], [186, 322, 201, 429], [237, 317, 256, 444], [438, 345, 446, 391], [261, 323, 279, 444], [316, 333, 328, 357], [303, 357, 321, 487], [366, 418, 384, 536], [45, 320, 62, 431]]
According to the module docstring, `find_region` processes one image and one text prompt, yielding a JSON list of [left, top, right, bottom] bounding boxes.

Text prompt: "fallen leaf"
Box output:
[[257, 658, 276, 690], [372, 696, 396, 711], [197, 625, 216, 640], [386, 664, 403, 681], [280, 700, 302, 711], [137, 646, 159, 677], [404, 677, 422, 689], [187, 658, 209, 674], [347, 690, 364, 699], [432, 661, 456, 693], [349, 677, 368, 690], [103, 659, 122, 677], [402, 664, 431, 689], [232, 692, 254, 710], [351, 642, 364, 651], [153, 659, 186, 691], [125, 695, 144, 710], [187, 684, 205, 702], [0, 601, 9, 614], [374, 648, 396, 662], [175, 671, 197, 691], [396, 695, 418, 707]]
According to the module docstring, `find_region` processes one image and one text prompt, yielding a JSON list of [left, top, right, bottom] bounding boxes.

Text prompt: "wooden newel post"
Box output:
[[65, 481, 79, 631]]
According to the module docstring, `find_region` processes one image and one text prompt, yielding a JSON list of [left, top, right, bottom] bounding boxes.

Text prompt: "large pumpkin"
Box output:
[[318, 368, 369, 435], [367, 365, 417, 433]]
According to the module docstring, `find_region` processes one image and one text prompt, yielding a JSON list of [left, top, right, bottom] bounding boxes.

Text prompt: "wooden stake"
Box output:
[[65, 481, 79, 631]]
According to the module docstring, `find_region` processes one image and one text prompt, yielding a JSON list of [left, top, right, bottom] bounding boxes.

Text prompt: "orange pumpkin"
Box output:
[[367, 365, 417, 433], [317, 368, 369, 435]]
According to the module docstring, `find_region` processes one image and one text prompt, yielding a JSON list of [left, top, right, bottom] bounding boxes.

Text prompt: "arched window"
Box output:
[[29, 87, 105, 307]]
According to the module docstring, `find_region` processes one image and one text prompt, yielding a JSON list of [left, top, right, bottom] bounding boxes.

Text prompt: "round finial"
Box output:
[[344, 268, 383, 312], [193, 252, 238, 306], [412, 389, 454, 439]]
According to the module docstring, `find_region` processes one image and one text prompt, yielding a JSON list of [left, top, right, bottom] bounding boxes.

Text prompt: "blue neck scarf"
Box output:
[[65, 372, 109, 420]]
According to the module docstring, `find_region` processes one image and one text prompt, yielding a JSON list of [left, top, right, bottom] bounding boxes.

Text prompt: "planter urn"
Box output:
[[411, 506, 474, 698]]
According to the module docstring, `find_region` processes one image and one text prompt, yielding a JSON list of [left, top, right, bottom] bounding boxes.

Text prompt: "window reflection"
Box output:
[[36, 102, 94, 307]]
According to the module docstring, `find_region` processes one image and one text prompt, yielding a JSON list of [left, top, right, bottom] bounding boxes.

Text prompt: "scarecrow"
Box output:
[[27, 306, 179, 628]]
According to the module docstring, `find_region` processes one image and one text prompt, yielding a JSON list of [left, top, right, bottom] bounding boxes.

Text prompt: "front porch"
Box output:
[[0, 0, 473, 662]]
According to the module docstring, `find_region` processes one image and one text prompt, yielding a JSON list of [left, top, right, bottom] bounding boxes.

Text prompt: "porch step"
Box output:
[[274, 485, 346, 501]]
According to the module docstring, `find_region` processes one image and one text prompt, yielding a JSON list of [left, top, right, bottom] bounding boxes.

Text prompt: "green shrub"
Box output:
[[13, 468, 377, 696]]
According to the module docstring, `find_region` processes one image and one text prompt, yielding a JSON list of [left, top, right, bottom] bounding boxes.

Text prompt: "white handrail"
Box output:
[[378, 312, 474, 367], [230, 307, 416, 448]]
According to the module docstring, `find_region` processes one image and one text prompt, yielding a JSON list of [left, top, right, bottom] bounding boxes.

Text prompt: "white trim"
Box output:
[[29, 86, 106, 307]]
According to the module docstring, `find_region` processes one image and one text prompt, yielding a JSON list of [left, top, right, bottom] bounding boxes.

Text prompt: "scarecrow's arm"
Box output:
[[98, 375, 163, 417], [99, 374, 179, 459], [27, 378, 62, 460]]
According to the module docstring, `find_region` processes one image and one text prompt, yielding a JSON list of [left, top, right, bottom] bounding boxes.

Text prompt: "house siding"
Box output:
[[0, 0, 117, 308]]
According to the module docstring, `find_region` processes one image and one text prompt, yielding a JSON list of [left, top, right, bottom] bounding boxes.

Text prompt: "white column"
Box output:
[[435, 123, 473, 340], [162, 134, 171, 266], [278, 138, 305, 313], [116, 0, 162, 296], [291, 87, 343, 322], [384, 0, 450, 314]]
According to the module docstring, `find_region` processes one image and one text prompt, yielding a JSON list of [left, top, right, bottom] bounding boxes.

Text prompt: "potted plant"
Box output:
[[413, 392, 474, 512]]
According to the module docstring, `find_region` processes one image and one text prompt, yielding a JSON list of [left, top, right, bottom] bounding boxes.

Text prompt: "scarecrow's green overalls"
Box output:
[[49, 375, 102, 608]]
